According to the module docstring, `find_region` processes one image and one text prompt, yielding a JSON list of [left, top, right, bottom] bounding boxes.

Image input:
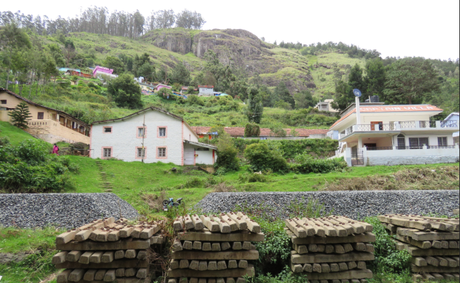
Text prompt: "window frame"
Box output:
[[156, 146, 167, 159], [37, 112, 44, 119], [137, 126, 147, 139], [409, 137, 429, 149], [158, 126, 167, 138], [0, 100, 6, 104], [136, 146, 147, 159], [103, 126, 112, 133], [102, 147, 113, 159], [438, 137, 448, 147]]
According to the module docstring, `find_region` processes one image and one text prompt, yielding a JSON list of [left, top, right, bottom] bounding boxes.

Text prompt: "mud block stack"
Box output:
[[167, 212, 264, 283], [285, 216, 376, 283], [53, 217, 164, 283], [379, 214, 460, 282]]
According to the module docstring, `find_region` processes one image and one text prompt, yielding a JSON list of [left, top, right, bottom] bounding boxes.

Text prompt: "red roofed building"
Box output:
[[191, 126, 328, 140], [329, 103, 459, 166]]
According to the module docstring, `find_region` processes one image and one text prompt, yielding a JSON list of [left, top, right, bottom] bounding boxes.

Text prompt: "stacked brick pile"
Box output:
[[167, 212, 265, 283], [53, 217, 164, 283], [379, 214, 460, 282], [286, 216, 376, 283]]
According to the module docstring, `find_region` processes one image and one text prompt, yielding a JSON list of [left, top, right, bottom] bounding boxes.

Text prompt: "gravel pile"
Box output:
[[196, 190, 459, 220], [0, 193, 139, 229]]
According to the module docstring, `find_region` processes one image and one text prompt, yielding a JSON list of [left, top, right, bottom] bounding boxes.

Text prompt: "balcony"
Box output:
[[339, 120, 459, 140]]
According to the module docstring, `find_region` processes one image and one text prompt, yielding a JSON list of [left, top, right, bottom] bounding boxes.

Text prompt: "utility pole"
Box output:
[[141, 115, 145, 163]]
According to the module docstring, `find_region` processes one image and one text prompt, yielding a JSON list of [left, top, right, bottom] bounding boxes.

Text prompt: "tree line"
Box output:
[[0, 7, 206, 39], [271, 40, 381, 60], [332, 57, 459, 118]]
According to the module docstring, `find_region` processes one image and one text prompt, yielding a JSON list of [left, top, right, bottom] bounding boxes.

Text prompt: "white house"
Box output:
[[198, 85, 214, 96], [314, 99, 339, 113], [329, 103, 459, 166], [442, 112, 459, 144], [90, 107, 217, 166]]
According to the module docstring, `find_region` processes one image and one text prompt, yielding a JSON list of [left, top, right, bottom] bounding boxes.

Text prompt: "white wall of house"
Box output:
[[391, 134, 454, 147], [363, 147, 459, 166], [199, 87, 214, 96], [90, 111, 184, 164]]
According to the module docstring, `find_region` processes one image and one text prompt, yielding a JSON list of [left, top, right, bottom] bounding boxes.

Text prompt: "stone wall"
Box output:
[[0, 193, 139, 229], [196, 190, 459, 220]]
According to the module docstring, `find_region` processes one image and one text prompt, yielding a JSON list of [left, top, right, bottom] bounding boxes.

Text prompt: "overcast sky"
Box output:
[[3, 0, 459, 61]]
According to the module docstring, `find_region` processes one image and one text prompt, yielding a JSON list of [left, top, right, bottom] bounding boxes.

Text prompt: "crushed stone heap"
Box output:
[[379, 214, 460, 282], [53, 217, 164, 283], [167, 212, 265, 283], [286, 216, 376, 283]]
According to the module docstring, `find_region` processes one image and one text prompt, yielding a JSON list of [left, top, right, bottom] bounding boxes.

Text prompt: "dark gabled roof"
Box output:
[[92, 106, 183, 125], [0, 88, 89, 127]]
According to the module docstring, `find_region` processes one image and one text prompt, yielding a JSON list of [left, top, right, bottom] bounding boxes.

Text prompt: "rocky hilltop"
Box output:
[[141, 28, 316, 93]]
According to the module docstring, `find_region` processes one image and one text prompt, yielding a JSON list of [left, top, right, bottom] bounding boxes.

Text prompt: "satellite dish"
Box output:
[[353, 89, 362, 97]]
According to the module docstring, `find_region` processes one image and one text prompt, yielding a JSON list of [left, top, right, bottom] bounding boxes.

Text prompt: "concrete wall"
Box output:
[[196, 190, 460, 220], [364, 147, 459, 166], [91, 111, 184, 165]]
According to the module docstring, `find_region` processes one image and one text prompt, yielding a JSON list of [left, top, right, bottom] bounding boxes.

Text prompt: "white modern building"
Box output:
[[443, 112, 459, 144], [198, 85, 214, 96], [314, 99, 339, 113], [330, 104, 459, 166], [90, 107, 217, 166]]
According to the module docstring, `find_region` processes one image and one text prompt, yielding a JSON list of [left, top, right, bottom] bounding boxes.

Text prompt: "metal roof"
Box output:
[[184, 140, 217, 150]]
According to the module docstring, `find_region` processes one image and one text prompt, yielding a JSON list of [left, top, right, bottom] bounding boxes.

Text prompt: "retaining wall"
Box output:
[[0, 193, 139, 229], [196, 190, 460, 220]]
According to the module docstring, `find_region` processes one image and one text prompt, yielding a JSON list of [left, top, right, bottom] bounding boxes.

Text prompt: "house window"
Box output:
[[158, 127, 166, 137], [0, 100, 6, 104], [103, 147, 112, 158], [137, 147, 146, 158], [37, 112, 44, 119], [103, 127, 112, 133], [409, 137, 429, 149], [370, 121, 383, 130], [137, 127, 146, 138], [157, 147, 166, 158], [438, 137, 448, 147]]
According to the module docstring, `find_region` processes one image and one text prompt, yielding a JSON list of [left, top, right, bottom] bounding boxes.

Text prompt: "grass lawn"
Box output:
[[66, 155, 459, 218]]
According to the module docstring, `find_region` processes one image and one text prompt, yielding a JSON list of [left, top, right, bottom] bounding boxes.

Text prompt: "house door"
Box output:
[[184, 147, 195, 165], [370, 121, 383, 130]]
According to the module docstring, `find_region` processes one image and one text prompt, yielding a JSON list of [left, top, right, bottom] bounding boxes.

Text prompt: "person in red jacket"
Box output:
[[52, 143, 59, 155]]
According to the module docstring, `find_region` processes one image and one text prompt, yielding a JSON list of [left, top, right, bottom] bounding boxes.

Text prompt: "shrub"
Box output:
[[0, 139, 77, 193], [215, 131, 240, 173], [244, 143, 288, 173], [244, 123, 260, 137], [291, 154, 347, 174]]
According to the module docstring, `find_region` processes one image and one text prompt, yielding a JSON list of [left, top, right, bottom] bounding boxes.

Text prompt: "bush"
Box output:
[[215, 132, 240, 173], [244, 143, 288, 173], [291, 154, 347, 174], [0, 139, 77, 192], [244, 123, 260, 137]]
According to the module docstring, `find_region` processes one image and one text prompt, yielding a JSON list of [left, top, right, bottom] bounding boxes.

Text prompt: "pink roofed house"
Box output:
[[93, 66, 114, 78]]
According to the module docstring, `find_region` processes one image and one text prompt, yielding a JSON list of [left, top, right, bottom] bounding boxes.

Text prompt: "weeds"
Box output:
[[287, 196, 334, 218]]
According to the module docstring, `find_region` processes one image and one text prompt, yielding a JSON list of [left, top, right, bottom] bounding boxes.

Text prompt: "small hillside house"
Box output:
[[198, 85, 214, 96], [90, 107, 217, 165], [0, 88, 90, 144], [330, 103, 459, 166]]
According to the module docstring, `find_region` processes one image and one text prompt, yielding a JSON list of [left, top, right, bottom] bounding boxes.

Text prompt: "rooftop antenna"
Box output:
[[353, 89, 362, 125]]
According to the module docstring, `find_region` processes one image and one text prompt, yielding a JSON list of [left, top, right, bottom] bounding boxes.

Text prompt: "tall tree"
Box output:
[[107, 73, 143, 109], [294, 90, 315, 109], [170, 61, 190, 85], [8, 101, 32, 129], [364, 59, 386, 97], [153, 10, 175, 29], [274, 81, 295, 109], [245, 88, 263, 124], [383, 58, 440, 104], [0, 23, 31, 89]]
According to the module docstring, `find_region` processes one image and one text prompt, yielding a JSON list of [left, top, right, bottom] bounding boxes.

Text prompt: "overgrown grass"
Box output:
[[0, 226, 65, 283], [0, 121, 35, 146]]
